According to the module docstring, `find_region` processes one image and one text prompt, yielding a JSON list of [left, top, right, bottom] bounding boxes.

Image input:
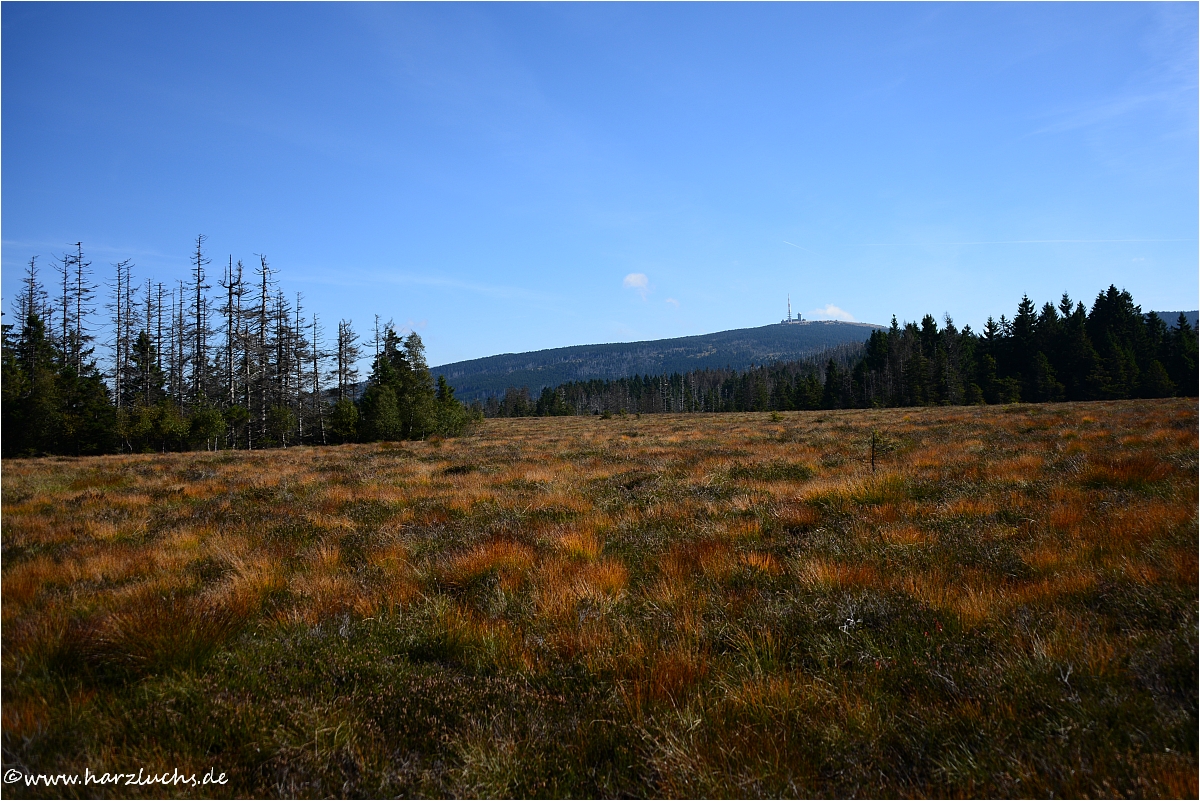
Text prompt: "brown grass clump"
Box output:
[[797, 557, 879, 591], [1085, 453, 1172, 488], [739, 551, 782, 575], [721, 518, 761, 541], [557, 528, 604, 560], [698, 541, 737, 580], [574, 558, 629, 601], [945, 497, 997, 520], [87, 589, 247, 675], [880, 524, 930, 547], [442, 540, 535, 590]]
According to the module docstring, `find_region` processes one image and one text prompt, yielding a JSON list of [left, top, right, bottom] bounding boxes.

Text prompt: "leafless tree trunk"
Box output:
[[190, 235, 212, 404], [293, 292, 305, 444], [220, 256, 245, 408], [109, 258, 135, 409], [255, 255, 273, 446], [58, 252, 72, 351], [155, 282, 165, 377], [311, 313, 327, 444]]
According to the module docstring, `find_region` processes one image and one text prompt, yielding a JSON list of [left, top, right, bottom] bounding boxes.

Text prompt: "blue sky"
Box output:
[[3, 2, 1196, 366]]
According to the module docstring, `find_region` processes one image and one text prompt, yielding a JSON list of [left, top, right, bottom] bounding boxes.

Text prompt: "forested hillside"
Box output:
[[433, 320, 882, 401], [1155, 310, 1199, 329], [485, 287, 1197, 417]]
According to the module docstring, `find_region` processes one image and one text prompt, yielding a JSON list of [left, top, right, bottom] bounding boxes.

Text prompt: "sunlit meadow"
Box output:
[[2, 399, 1196, 797]]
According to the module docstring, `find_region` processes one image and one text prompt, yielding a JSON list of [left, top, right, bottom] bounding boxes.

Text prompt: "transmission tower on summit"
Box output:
[[781, 294, 804, 324]]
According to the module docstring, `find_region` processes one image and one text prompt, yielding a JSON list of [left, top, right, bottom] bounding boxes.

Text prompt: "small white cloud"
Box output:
[[665, 297, 679, 308], [623, 272, 649, 299], [810, 304, 855, 322]]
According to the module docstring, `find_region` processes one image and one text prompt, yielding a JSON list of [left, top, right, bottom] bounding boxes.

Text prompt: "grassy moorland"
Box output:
[[2, 399, 1196, 798]]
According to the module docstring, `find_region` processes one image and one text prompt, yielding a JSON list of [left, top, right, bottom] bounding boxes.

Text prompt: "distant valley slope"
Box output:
[[433, 321, 882, 401], [1155, 310, 1198, 329]]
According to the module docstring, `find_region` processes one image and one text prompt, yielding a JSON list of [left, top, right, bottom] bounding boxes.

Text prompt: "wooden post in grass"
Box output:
[[871, 429, 876, 473]]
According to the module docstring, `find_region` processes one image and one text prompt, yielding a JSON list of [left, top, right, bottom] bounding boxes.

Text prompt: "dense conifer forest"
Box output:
[[485, 287, 1197, 417], [1, 240, 475, 457]]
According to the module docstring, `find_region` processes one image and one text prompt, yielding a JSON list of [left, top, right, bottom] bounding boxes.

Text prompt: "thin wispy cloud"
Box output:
[[1031, 91, 1179, 136], [782, 240, 825, 257]]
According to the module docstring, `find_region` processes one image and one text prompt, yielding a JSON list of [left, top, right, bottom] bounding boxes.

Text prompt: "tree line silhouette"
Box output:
[[2, 239, 475, 457], [4, 249, 1194, 457], [484, 286, 1197, 417]]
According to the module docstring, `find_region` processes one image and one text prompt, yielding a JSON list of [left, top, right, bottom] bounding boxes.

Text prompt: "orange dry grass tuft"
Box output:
[[369, 541, 418, 587], [2, 556, 75, 606], [1048, 502, 1086, 534], [443, 540, 535, 589], [739, 551, 782, 575], [557, 528, 604, 561], [721, 518, 761, 541], [574, 557, 629, 601], [203, 537, 286, 619], [1021, 541, 1074, 573], [1085, 453, 1172, 488], [721, 672, 835, 725], [534, 556, 628, 620], [991, 453, 1045, 482], [618, 645, 710, 714], [541, 487, 594, 515], [318, 484, 356, 510], [697, 541, 737, 581], [910, 445, 966, 471], [880, 525, 930, 547], [868, 502, 903, 524], [87, 589, 248, 674], [285, 573, 375, 625], [1011, 568, 1098, 606], [81, 519, 123, 542], [797, 558, 879, 591], [647, 650, 708, 703], [894, 569, 1008, 626], [945, 497, 997, 520]]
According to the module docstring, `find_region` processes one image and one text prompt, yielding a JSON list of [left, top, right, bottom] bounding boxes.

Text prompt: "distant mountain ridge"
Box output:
[[1153, 310, 1198, 329], [432, 321, 883, 401]]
